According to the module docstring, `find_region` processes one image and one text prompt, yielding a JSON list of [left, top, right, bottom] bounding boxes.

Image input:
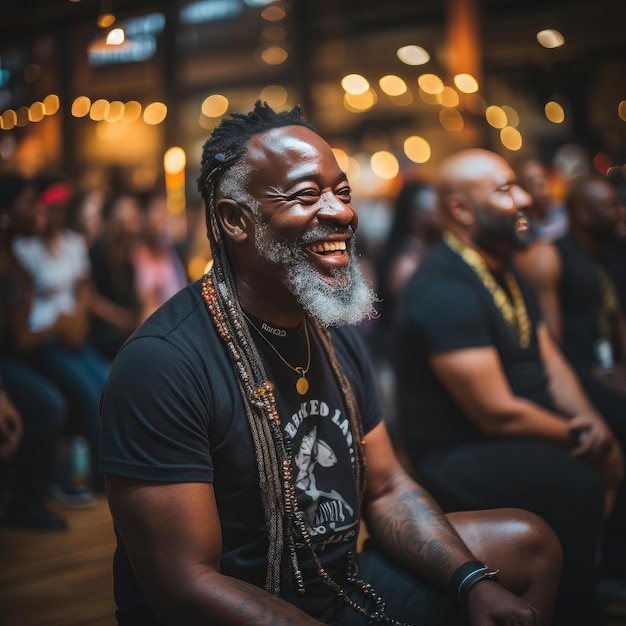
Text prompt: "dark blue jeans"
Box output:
[[29, 341, 109, 490], [0, 356, 66, 496]]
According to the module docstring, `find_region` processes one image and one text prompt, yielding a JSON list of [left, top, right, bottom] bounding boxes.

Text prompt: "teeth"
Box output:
[[309, 241, 347, 253]]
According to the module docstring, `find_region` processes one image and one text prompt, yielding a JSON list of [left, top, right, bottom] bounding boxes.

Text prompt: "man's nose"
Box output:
[[318, 192, 357, 227], [512, 185, 532, 211]]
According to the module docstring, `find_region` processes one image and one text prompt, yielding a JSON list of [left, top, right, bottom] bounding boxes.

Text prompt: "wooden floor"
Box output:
[[0, 495, 117, 626], [1, 494, 625, 626]]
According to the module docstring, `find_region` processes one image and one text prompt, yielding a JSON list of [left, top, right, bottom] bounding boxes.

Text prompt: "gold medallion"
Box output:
[[296, 376, 309, 395]]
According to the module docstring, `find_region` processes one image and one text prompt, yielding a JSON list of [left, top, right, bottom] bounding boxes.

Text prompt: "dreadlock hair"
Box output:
[[196, 99, 314, 249], [197, 101, 369, 605]]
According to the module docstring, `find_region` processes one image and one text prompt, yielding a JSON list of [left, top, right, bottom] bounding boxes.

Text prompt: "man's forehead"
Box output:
[[245, 125, 343, 186], [247, 125, 325, 160]]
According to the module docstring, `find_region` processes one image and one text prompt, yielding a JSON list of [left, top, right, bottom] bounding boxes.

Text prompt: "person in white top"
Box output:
[[12, 178, 109, 493]]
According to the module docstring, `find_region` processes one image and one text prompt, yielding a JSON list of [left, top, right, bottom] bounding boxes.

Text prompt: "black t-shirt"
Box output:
[[89, 237, 139, 360], [555, 235, 621, 371], [99, 279, 383, 618], [392, 242, 554, 466]]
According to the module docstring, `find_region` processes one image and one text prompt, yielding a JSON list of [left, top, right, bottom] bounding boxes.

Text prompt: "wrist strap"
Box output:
[[450, 560, 500, 604]]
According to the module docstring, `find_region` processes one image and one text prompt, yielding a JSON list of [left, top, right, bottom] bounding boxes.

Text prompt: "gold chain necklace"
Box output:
[[242, 311, 312, 395], [595, 262, 619, 339], [443, 230, 531, 348]]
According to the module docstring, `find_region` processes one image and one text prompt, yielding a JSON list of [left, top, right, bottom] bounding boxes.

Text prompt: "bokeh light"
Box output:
[[500, 126, 523, 151], [396, 45, 430, 66], [501, 105, 520, 128], [379, 75, 407, 97], [202, 94, 229, 117], [417, 73, 444, 95], [344, 89, 377, 112], [261, 5, 286, 21], [439, 108, 464, 131], [486, 105, 507, 129], [261, 46, 288, 65], [404, 136, 431, 163], [90, 99, 110, 121], [260, 85, 288, 108], [545, 101, 565, 123], [143, 102, 167, 124], [439, 86, 459, 108], [164, 146, 186, 174], [29, 102, 45, 122], [72, 96, 91, 118], [105, 101, 125, 122], [122, 100, 142, 123], [453, 73, 479, 93], [371, 151, 399, 180], [342, 74, 370, 95], [43, 94, 60, 115], [536, 29, 565, 49]]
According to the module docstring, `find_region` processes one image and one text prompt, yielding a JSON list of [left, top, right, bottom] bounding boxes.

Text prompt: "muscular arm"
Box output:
[[430, 346, 572, 445], [515, 244, 563, 341], [537, 322, 597, 417], [430, 329, 623, 486], [106, 477, 323, 626], [362, 421, 474, 586], [362, 422, 542, 624]]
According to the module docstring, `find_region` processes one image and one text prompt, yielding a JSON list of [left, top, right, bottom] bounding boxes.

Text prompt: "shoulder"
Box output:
[[328, 324, 371, 364], [515, 241, 561, 289], [107, 281, 225, 398], [129, 280, 208, 343], [400, 246, 484, 318]]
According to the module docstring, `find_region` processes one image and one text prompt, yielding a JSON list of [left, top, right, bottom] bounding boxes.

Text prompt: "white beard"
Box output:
[[254, 221, 378, 327]]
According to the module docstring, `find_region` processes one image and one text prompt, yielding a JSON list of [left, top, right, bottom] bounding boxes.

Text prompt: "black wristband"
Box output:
[[450, 560, 500, 604]]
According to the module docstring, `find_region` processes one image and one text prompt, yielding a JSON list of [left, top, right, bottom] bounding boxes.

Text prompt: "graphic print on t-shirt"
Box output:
[[284, 398, 359, 551]]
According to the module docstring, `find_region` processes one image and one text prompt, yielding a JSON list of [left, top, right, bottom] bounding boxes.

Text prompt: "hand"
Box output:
[[56, 311, 89, 349], [466, 580, 540, 625], [569, 414, 624, 488], [0, 391, 23, 463]]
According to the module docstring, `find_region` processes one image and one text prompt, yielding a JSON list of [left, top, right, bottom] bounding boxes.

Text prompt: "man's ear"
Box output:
[[215, 198, 253, 244], [447, 192, 474, 227]]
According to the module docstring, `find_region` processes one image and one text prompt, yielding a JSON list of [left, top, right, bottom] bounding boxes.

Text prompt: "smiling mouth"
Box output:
[[308, 240, 347, 254]]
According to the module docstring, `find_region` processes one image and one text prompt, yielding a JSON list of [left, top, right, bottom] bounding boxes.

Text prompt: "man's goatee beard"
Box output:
[[255, 227, 378, 327]]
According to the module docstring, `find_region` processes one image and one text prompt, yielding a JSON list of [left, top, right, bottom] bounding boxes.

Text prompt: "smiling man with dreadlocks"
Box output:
[[100, 101, 561, 626]]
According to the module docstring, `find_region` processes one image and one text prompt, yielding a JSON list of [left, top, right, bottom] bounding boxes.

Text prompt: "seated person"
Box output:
[[100, 102, 561, 626], [12, 176, 109, 492], [515, 171, 626, 588], [392, 148, 624, 626], [0, 173, 68, 529], [515, 157, 568, 242], [89, 192, 143, 361]]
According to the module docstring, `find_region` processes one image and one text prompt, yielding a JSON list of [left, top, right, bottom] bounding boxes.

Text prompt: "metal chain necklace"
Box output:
[[203, 277, 408, 626], [443, 230, 531, 348], [242, 311, 312, 395]]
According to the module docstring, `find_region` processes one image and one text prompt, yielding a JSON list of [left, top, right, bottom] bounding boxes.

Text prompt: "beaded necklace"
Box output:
[[201, 270, 408, 625], [443, 230, 531, 348]]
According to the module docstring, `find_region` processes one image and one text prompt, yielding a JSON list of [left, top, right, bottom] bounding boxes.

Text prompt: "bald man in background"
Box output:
[[392, 148, 624, 626]]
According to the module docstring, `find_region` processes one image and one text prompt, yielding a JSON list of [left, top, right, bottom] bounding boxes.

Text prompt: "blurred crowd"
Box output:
[[1, 141, 626, 623], [0, 171, 192, 530]]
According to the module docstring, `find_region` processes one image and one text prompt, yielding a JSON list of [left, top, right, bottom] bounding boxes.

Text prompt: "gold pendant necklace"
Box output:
[[443, 230, 531, 348], [242, 312, 312, 395]]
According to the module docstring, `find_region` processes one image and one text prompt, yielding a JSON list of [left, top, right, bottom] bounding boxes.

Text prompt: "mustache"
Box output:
[[298, 224, 355, 246]]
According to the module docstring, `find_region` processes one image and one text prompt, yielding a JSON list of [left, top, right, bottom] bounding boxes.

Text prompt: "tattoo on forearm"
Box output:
[[371, 487, 457, 579], [232, 579, 314, 625]]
